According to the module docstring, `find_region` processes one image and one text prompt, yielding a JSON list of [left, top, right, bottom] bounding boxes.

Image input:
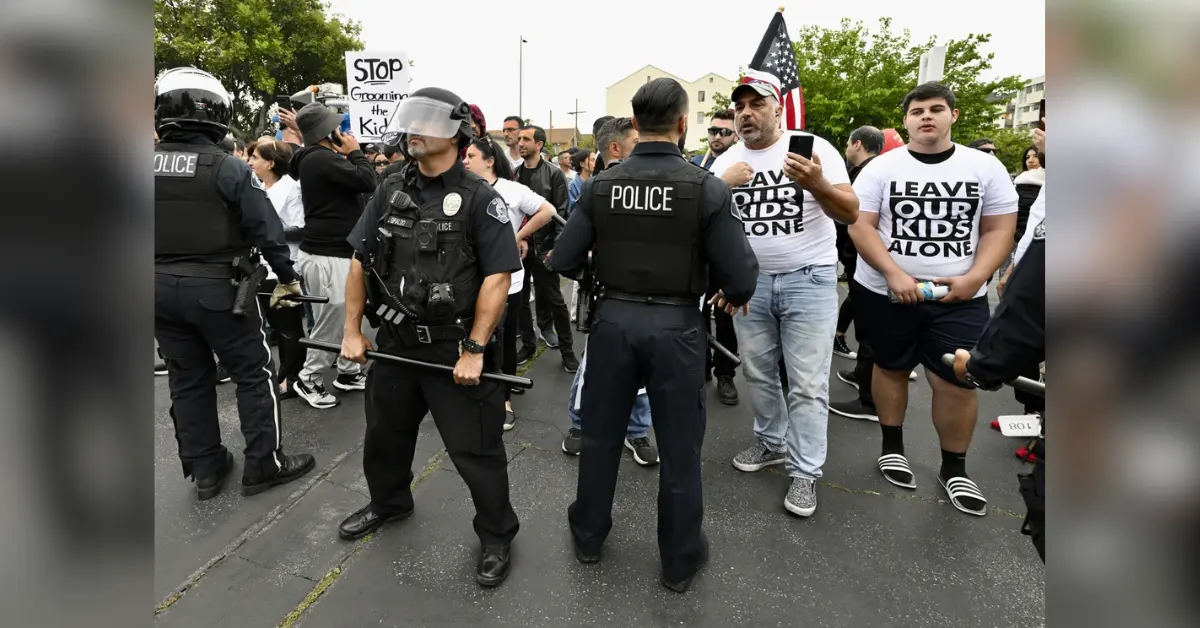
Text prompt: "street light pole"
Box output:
[[519, 36, 527, 119], [568, 99, 586, 148]]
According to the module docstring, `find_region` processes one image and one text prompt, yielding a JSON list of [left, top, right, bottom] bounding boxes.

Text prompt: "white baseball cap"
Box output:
[[732, 70, 783, 103]]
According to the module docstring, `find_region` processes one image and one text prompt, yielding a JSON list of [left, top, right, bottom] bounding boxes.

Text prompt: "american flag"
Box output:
[[749, 11, 805, 130]]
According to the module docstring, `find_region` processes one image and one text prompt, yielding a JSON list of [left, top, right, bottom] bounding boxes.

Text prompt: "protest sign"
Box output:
[[344, 51, 410, 141]]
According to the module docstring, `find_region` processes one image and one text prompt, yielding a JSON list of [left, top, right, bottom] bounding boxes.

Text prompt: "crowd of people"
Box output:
[[154, 63, 1045, 591]]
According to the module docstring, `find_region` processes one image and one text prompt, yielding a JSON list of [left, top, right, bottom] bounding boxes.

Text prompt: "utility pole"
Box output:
[[518, 36, 527, 119], [567, 98, 586, 147], [549, 110, 553, 150]]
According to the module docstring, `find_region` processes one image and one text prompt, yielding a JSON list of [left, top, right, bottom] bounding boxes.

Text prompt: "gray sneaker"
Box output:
[[732, 444, 786, 472], [784, 478, 817, 517]]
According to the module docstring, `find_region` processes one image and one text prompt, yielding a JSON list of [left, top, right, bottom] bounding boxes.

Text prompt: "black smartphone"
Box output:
[[274, 95, 292, 109], [1037, 99, 1045, 130], [788, 134, 814, 160], [327, 130, 343, 147]]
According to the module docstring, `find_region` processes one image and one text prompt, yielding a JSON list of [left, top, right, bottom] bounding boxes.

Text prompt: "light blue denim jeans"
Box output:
[[568, 346, 652, 440], [733, 264, 838, 479]]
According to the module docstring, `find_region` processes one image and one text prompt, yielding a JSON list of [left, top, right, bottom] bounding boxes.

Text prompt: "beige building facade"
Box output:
[[605, 64, 735, 152]]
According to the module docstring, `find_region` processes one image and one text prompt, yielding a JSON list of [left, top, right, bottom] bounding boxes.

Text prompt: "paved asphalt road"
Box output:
[[153, 282, 1045, 627]]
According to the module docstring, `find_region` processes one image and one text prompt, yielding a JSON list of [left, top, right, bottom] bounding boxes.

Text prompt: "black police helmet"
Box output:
[[155, 67, 233, 141], [409, 86, 475, 143]]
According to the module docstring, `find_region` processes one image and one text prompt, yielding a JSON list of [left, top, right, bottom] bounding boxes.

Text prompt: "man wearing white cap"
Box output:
[[709, 70, 859, 517]]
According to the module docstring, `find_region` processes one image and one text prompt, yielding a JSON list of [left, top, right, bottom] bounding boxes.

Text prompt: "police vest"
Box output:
[[372, 169, 485, 324], [590, 162, 708, 297], [154, 142, 249, 262]]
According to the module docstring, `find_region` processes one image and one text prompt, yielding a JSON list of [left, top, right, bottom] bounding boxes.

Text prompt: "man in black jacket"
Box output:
[[515, 125, 579, 372], [289, 102, 380, 409]]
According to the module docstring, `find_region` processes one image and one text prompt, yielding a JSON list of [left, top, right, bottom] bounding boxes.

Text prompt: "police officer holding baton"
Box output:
[[550, 78, 759, 592], [154, 67, 315, 501], [336, 87, 521, 588]]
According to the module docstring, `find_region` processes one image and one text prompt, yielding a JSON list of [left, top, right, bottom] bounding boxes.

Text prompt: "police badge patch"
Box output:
[[486, 197, 510, 224], [443, 192, 462, 216]]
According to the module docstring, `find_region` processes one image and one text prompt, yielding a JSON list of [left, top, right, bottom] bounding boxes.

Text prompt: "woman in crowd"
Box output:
[[1013, 145, 1045, 244], [247, 140, 308, 399], [463, 135, 556, 430]]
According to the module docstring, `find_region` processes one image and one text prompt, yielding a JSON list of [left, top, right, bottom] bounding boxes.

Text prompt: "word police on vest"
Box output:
[[888, 180, 980, 258], [611, 184, 674, 213], [154, 152, 199, 178]]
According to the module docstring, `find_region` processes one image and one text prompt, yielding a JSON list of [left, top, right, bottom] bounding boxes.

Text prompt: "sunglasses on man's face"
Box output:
[[707, 127, 735, 137], [374, 161, 388, 166], [978, 147, 996, 154]]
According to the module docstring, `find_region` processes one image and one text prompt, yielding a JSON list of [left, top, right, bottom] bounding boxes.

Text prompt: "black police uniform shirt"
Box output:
[[347, 160, 521, 360], [155, 131, 299, 285], [550, 141, 759, 308]]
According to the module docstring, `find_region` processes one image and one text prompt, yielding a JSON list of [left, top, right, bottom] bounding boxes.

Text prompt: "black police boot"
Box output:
[[338, 503, 413, 540], [241, 452, 316, 496], [662, 532, 709, 593], [717, 376, 739, 406], [475, 544, 512, 587], [196, 450, 234, 501]]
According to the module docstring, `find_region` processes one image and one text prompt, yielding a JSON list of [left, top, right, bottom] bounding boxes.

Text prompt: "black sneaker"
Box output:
[[716, 376, 739, 406], [833, 335, 857, 359], [562, 352, 580, 374], [624, 437, 659, 466], [293, 379, 339, 409], [216, 363, 232, 384], [836, 369, 859, 389], [155, 361, 168, 376], [241, 452, 316, 496], [541, 327, 560, 348], [516, 345, 536, 366], [562, 428, 582, 456], [504, 408, 518, 431], [333, 372, 367, 392], [829, 399, 879, 421]]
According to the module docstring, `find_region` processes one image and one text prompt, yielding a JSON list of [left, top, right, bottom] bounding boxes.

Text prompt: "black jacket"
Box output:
[[1012, 169, 1044, 243], [289, 144, 378, 258], [515, 155, 569, 251], [967, 237, 1044, 389]]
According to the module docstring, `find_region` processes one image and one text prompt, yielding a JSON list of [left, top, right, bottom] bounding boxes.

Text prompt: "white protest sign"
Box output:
[[344, 51, 410, 141]]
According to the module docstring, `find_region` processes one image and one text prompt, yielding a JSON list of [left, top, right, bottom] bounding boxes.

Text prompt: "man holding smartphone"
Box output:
[[710, 70, 859, 518], [288, 102, 380, 409]]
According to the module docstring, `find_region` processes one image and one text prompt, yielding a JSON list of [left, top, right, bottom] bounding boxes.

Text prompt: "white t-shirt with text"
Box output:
[[710, 131, 850, 274], [852, 145, 1019, 298], [493, 178, 548, 295]]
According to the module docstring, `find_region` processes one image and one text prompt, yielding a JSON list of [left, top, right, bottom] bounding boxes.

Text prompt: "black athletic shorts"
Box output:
[[852, 280, 990, 388]]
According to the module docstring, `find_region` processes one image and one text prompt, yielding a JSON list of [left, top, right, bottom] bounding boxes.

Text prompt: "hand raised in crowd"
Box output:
[[277, 108, 304, 146], [707, 290, 749, 316], [721, 161, 754, 188], [341, 330, 374, 364], [783, 151, 824, 191], [453, 349, 484, 386], [884, 270, 924, 304], [933, 274, 986, 303], [332, 129, 361, 156], [1032, 124, 1045, 155]]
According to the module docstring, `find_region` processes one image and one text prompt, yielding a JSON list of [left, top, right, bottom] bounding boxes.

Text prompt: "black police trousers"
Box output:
[[154, 274, 282, 481], [568, 299, 707, 583], [362, 347, 519, 546]]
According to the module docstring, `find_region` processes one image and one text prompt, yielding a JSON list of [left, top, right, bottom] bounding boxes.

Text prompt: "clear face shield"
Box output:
[[381, 96, 462, 146]]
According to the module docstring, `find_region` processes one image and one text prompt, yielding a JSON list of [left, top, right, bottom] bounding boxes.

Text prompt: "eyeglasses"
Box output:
[[374, 161, 388, 167], [707, 127, 735, 137], [977, 147, 996, 154]]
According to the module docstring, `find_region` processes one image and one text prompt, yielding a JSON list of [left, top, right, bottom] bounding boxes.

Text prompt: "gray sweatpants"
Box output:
[[297, 251, 362, 386]]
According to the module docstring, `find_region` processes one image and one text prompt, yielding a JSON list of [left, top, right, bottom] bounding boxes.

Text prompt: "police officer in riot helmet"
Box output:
[[338, 86, 521, 587], [550, 77, 759, 592], [154, 67, 315, 501]]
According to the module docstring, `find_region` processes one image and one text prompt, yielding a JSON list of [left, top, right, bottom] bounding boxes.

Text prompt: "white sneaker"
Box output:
[[293, 379, 339, 409]]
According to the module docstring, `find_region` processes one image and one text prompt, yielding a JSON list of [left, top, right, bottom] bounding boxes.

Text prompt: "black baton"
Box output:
[[940, 353, 1044, 397], [257, 293, 330, 303], [301, 338, 533, 389]]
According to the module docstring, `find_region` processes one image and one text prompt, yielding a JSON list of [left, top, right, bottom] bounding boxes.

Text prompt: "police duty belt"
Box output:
[[300, 339, 533, 389]]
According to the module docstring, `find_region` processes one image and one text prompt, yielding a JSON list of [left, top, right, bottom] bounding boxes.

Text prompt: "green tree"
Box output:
[[707, 19, 1023, 149], [155, 0, 364, 136], [987, 127, 1039, 175]]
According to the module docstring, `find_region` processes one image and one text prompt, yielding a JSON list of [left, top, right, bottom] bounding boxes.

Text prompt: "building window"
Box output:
[[696, 112, 705, 124], [698, 91, 706, 102], [709, 77, 714, 83], [646, 76, 650, 83]]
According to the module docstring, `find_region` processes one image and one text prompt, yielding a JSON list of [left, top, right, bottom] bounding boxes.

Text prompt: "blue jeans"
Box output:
[[568, 345, 651, 440], [733, 264, 838, 479]]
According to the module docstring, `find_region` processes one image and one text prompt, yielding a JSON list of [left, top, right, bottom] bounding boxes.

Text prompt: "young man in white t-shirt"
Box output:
[[849, 82, 1018, 516], [710, 70, 859, 517]]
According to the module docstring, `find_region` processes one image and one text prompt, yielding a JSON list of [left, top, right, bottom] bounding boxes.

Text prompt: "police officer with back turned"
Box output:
[[337, 86, 521, 588], [154, 67, 315, 501], [550, 77, 759, 592]]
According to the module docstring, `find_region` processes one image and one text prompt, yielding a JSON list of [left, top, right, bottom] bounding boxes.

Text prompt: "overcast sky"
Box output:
[[328, 0, 1045, 135]]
